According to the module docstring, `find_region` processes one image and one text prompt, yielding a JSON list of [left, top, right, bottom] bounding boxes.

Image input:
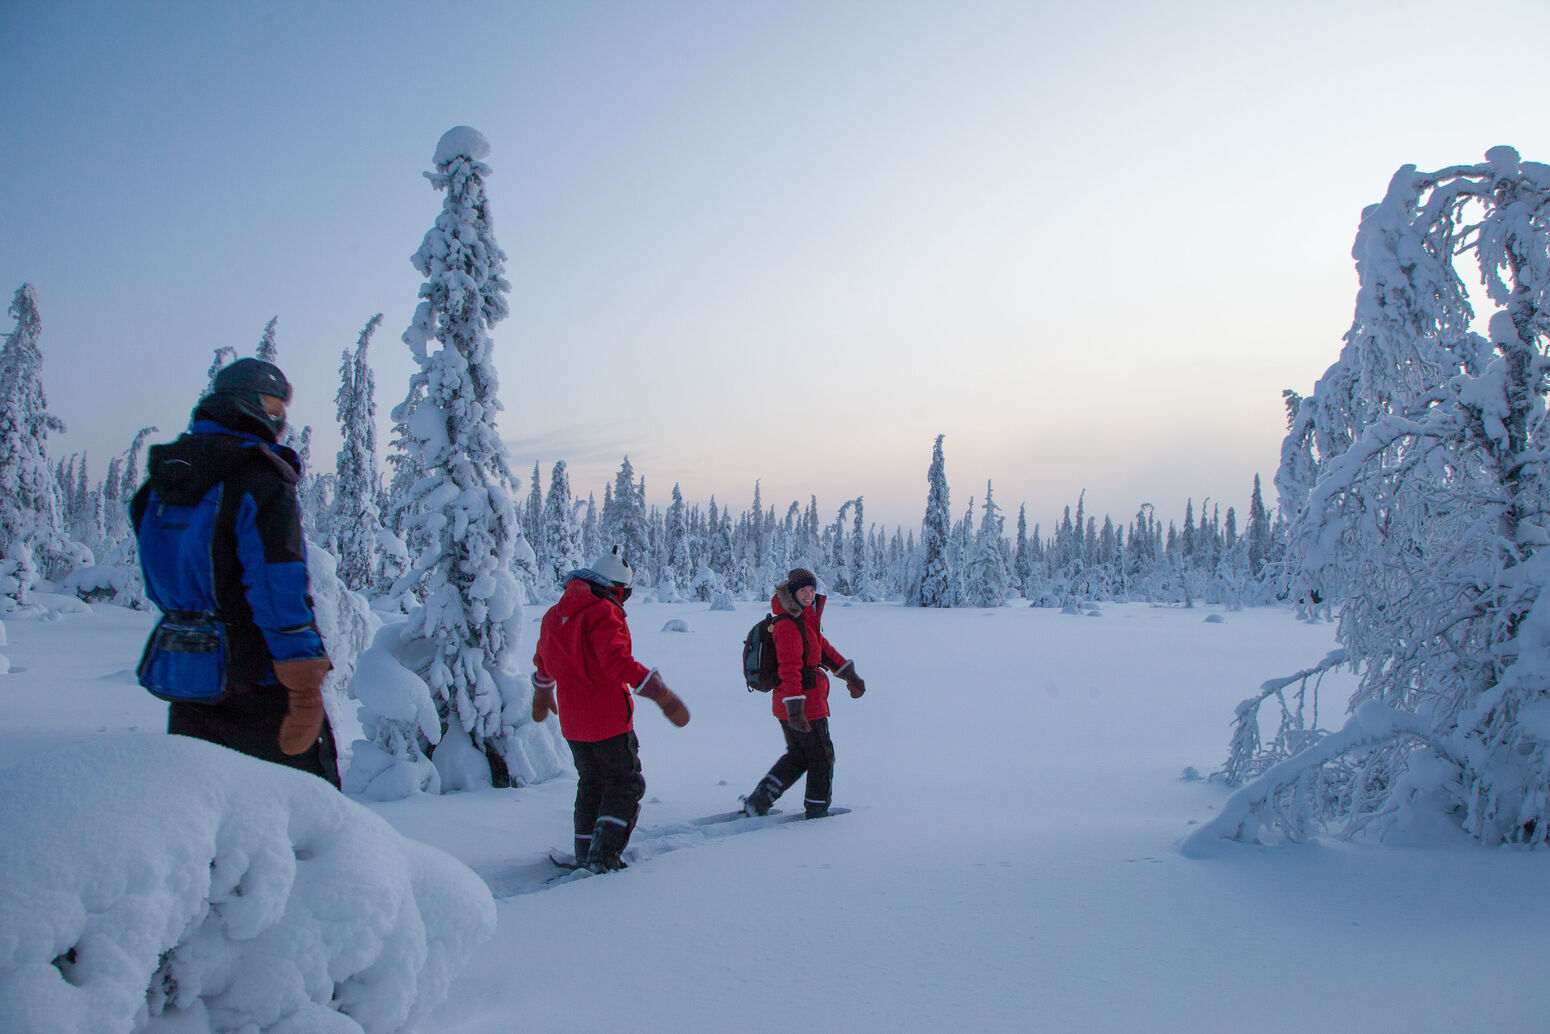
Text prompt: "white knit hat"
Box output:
[[591, 546, 633, 587]]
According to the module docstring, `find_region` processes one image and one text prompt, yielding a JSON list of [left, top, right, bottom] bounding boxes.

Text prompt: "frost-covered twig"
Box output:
[[1184, 701, 1432, 856], [1215, 649, 1346, 786]]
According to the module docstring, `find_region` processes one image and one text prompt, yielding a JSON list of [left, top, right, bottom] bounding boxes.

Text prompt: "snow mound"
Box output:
[[57, 566, 141, 607], [660, 618, 692, 633], [434, 126, 490, 167], [0, 735, 496, 1033]]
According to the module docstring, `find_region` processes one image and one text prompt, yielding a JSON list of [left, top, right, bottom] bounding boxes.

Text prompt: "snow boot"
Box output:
[[742, 774, 782, 816], [586, 816, 630, 873]]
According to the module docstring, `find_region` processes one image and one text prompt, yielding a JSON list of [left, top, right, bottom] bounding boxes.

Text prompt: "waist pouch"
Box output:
[[138, 610, 230, 704]]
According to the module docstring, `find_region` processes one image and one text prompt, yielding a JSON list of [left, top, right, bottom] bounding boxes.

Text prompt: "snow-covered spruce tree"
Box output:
[[522, 460, 543, 565], [537, 460, 583, 592], [1013, 504, 1033, 599], [708, 498, 736, 590], [1197, 148, 1550, 849], [333, 314, 382, 594], [352, 127, 564, 797], [664, 482, 693, 593], [848, 496, 873, 600], [965, 481, 1010, 607], [102, 426, 156, 562], [0, 285, 69, 608], [914, 434, 956, 607], [377, 370, 424, 605], [255, 315, 279, 363], [204, 346, 237, 396], [580, 492, 601, 562], [605, 457, 651, 584]]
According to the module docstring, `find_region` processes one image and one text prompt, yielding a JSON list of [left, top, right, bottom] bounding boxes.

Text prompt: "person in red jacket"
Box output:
[[741, 568, 866, 819], [531, 547, 689, 872]]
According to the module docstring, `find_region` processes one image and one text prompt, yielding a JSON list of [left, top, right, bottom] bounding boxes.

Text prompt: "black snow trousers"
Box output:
[[568, 730, 646, 859], [751, 717, 834, 818], [169, 685, 340, 788]]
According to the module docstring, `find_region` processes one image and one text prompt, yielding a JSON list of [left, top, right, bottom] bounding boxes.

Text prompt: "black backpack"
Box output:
[[741, 613, 796, 692]]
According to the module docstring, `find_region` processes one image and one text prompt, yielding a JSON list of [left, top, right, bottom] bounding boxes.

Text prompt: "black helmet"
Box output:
[[197, 358, 292, 440], [213, 358, 291, 403]]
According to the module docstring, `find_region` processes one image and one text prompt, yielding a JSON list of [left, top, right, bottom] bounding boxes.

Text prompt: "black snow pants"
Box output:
[[752, 717, 834, 818], [568, 730, 646, 859], [169, 685, 340, 788]]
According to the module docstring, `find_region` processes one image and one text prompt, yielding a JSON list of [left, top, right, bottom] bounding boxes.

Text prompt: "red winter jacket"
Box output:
[[769, 586, 849, 722], [533, 575, 651, 743]]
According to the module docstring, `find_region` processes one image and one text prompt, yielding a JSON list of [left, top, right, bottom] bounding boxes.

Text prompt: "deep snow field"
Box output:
[[3, 599, 1548, 1033]]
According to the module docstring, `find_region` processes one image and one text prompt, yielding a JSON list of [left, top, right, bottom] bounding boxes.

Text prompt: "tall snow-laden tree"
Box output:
[[0, 284, 68, 607], [964, 481, 1010, 607], [915, 434, 955, 607], [1013, 504, 1033, 598], [537, 460, 583, 591], [580, 492, 601, 562], [333, 314, 383, 593], [1200, 148, 1550, 849], [1245, 474, 1271, 582], [848, 496, 871, 601], [665, 482, 693, 591], [256, 316, 279, 363], [605, 457, 651, 583], [361, 126, 561, 795], [523, 461, 543, 561], [205, 346, 238, 396]]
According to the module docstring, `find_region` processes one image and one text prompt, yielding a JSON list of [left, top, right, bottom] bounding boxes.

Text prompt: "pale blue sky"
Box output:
[[4, 0, 1548, 532]]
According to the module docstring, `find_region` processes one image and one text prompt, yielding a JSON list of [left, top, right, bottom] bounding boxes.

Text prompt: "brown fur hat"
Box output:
[[775, 569, 818, 617], [786, 568, 817, 592]]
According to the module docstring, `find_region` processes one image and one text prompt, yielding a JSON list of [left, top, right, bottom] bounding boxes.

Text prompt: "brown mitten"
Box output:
[[784, 694, 811, 733], [532, 674, 558, 722], [636, 670, 690, 727], [274, 656, 332, 755], [835, 659, 866, 698]]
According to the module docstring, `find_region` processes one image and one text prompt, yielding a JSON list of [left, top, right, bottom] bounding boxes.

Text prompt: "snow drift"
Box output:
[[0, 734, 495, 1033]]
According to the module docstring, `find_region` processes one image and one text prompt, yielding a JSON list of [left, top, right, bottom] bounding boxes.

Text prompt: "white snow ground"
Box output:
[[2, 599, 1547, 1032]]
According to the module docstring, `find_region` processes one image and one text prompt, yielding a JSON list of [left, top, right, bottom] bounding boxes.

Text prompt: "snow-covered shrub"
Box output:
[[345, 622, 445, 800], [0, 735, 496, 1033], [345, 619, 569, 801], [57, 565, 141, 607], [307, 539, 379, 751], [0, 543, 41, 614]]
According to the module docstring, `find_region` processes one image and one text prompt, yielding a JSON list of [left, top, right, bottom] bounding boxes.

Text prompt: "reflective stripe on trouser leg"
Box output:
[[591, 814, 631, 857], [803, 718, 834, 816]]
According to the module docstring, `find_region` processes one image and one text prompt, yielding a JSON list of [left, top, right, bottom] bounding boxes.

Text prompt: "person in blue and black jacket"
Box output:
[[131, 358, 337, 785]]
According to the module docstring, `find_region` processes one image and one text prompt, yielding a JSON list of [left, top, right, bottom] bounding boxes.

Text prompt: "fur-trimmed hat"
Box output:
[[786, 568, 817, 592]]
